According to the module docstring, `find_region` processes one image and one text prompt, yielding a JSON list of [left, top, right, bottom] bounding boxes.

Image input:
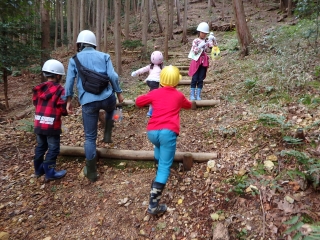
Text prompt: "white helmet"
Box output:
[[150, 51, 163, 65], [197, 22, 210, 34], [76, 30, 97, 46], [42, 59, 65, 76]]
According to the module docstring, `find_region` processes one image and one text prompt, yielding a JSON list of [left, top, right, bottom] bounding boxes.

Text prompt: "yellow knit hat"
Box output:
[[160, 65, 182, 87]]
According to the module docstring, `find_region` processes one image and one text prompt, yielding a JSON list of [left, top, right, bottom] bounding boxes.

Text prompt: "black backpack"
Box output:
[[73, 55, 110, 95]]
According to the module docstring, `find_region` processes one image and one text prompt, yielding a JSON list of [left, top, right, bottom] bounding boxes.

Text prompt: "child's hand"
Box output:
[[198, 41, 206, 49], [131, 71, 137, 77], [208, 34, 216, 41]]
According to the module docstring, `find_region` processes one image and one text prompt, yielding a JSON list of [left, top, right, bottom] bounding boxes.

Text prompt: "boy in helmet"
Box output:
[[64, 30, 124, 182], [135, 65, 192, 215], [32, 59, 68, 181], [131, 50, 164, 117], [188, 22, 217, 100]]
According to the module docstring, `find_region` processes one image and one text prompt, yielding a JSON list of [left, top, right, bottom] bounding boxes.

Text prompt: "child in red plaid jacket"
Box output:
[[32, 59, 68, 181]]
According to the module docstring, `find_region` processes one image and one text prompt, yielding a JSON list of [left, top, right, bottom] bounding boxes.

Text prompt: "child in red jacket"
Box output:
[[32, 59, 68, 181], [135, 65, 192, 215]]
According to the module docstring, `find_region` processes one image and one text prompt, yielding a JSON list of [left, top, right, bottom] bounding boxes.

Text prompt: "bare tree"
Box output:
[[168, 0, 174, 40], [164, 0, 169, 61], [67, 0, 72, 47], [41, 0, 50, 82], [142, 0, 148, 60], [60, 0, 64, 47], [96, 0, 101, 50], [103, 0, 109, 52], [124, 0, 130, 40], [72, 0, 78, 49], [114, 0, 122, 74], [176, 0, 181, 26], [221, 0, 225, 20], [287, 0, 293, 17], [153, 0, 163, 33], [232, 0, 253, 57], [54, 0, 59, 49], [80, 0, 85, 30], [181, 0, 188, 44]]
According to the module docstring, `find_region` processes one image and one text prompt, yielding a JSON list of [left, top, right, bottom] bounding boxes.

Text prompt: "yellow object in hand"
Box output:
[[211, 46, 221, 60]]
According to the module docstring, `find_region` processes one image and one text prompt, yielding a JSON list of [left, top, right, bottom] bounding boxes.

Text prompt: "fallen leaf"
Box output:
[[264, 160, 274, 171], [210, 213, 219, 221]]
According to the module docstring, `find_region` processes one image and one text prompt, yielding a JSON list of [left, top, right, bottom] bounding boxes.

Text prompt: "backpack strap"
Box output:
[[73, 54, 82, 70]]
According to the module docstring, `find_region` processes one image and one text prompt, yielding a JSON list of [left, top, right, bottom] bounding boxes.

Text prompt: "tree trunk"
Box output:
[[41, 0, 50, 82], [164, 0, 169, 61], [114, 0, 122, 74], [96, 0, 101, 50], [176, 0, 181, 26], [54, 0, 59, 49], [103, 0, 109, 52], [2, 68, 9, 109], [208, 0, 212, 14], [60, 0, 64, 47], [124, 0, 130, 40], [59, 146, 218, 162], [222, 0, 225, 20], [72, 0, 78, 51], [181, 0, 188, 44], [67, 0, 72, 47], [141, 0, 148, 60], [232, 0, 253, 57], [287, 0, 292, 17], [80, 0, 85, 30], [168, 0, 174, 40], [153, 0, 163, 33]]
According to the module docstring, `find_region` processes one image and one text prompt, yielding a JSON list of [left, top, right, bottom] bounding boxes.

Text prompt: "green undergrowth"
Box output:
[[215, 19, 320, 116]]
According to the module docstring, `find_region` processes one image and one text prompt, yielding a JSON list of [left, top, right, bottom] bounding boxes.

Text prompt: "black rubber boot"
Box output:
[[103, 120, 114, 143], [83, 155, 98, 182], [43, 160, 67, 181], [147, 181, 167, 215], [34, 157, 45, 178]]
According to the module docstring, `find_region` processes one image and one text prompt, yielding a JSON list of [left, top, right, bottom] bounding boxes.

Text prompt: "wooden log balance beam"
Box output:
[[117, 99, 220, 108], [59, 145, 217, 162], [178, 79, 214, 85]]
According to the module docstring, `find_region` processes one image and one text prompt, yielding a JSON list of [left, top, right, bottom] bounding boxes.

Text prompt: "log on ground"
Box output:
[[59, 146, 217, 162], [178, 79, 214, 85], [116, 99, 220, 108]]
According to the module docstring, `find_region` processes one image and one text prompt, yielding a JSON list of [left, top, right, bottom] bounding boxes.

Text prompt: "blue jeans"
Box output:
[[146, 81, 159, 91], [35, 134, 60, 161], [147, 129, 177, 184], [82, 94, 116, 160], [191, 65, 207, 89]]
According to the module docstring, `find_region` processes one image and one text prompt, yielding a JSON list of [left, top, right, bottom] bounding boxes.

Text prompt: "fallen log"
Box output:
[[178, 79, 214, 85], [116, 99, 220, 108], [16, 106, 34, 119], [59, 145, 217, 162]]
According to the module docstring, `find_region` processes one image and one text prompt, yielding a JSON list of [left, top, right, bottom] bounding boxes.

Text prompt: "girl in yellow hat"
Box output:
[[135, 65, 192, 215]]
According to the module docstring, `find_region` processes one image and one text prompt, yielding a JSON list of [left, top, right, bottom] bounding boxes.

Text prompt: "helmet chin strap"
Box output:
[[77, 43, 85, 52], [77, 43, 96, 52]]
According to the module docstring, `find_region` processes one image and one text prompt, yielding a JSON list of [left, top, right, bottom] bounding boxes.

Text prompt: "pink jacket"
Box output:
[[134, 64, 162, 82], [188, 37, 213, 77]]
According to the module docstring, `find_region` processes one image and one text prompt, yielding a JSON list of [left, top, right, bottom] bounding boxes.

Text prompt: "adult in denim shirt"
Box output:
[[65, 30, 124, 182]]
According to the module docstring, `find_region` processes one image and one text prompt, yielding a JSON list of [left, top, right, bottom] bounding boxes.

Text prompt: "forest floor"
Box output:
[[1, 1, 320, 240]]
